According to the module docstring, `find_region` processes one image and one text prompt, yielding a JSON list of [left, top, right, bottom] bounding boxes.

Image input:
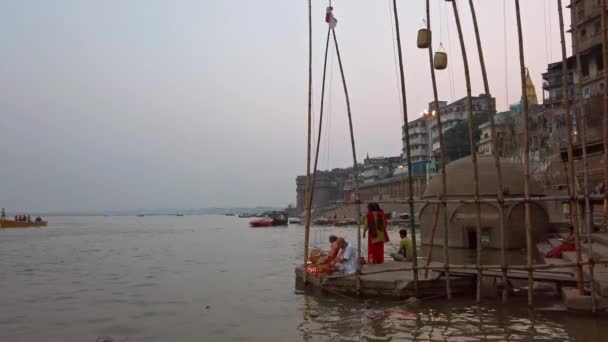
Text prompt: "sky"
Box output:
[[0, 0, 570, 212]]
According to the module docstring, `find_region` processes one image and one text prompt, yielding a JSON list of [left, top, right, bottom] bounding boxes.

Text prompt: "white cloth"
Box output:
[[337, 244, 358, 274]]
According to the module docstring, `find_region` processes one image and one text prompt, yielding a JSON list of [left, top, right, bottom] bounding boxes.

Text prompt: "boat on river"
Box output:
[[249, 218, 274, 227], [0, 220, 47, 228]]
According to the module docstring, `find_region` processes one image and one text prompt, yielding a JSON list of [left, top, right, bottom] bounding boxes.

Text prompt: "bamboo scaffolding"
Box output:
[[325, 258, 608, 279], [392, 0, 419, 295], [449, 0, 484, 303], [571, 0, 596, 313], [425, 0, 451, 298], [514, 0, 534, 306], [331, 28, 363, 295], [558, 0, 585, 295], [303, 0, 313, 285], [423, 204, 441, 279], [468, 0, 508, 304]]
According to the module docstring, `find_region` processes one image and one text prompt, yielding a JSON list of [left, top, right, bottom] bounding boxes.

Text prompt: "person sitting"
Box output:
[[327, 235, 341, 262], [391, 229, 413, 262], [331, 238, 358, 274], [35, 217, 42, 223], [546, 226, 576, 258]]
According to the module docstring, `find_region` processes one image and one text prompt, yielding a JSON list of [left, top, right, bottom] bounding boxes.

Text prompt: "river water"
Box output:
[[0, 215, 606, 341]]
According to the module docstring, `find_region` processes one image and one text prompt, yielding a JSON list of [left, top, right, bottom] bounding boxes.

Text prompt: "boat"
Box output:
[[176, 213, 184, 216], [225, 213, 235, 216], [136, 214, 145, 217], [289, 218, 302, 224], [334, 219, 357, 226], [238, 213, 253, 218], [249, 218, 274, 227], [0, 220, 47, 228]]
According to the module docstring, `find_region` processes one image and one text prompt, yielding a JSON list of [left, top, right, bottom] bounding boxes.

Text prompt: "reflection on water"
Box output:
[[0, 216, 605, 341]]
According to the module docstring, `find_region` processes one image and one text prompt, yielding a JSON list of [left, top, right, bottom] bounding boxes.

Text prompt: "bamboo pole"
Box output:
[[326, 258, 608, 279], [558, 0, 585, 295], [392, 0, 419, 296], [306, 29, 331, 215], [425, 0, 451, 297], [331, 28, 363, 295], [449, 0, 484, 303], [303, 0, 313, 285], [467, 0, 508, 304], [514, 0, 534, 306], [424, 204, 441, 279], [571, 0, 596, 312], [602, 0, 608, 248]]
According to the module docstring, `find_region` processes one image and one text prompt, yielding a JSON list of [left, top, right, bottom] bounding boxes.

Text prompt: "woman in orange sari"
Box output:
[[362, 202, 389, 264]]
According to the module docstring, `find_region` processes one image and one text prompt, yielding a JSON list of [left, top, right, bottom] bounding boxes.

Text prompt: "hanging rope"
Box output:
[[388, 0, 404, 118], [503, 0, 509, 105]]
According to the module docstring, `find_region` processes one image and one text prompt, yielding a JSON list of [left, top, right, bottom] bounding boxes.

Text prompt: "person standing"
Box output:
[[362, 202, 389, 264], [1, 208, 5, 220]]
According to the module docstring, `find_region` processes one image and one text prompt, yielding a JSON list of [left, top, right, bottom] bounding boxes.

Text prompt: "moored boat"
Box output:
[[289, 217, 302, 224], [249, 218, 274, 227], [0, 220, 47, 228]]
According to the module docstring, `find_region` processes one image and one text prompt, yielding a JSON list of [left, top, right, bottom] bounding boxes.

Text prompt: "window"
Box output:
[[581, 28, 587, 39], [583, 86, 591, 98]]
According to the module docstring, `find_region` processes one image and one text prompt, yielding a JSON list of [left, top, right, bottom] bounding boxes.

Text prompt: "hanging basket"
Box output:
[[434, 43, 448, 70], [417, 28, 432, 49]]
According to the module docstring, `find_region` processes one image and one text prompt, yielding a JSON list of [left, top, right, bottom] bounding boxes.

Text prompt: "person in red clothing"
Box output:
[[362, 202, 389, 264], [546, 226, 576, 258]]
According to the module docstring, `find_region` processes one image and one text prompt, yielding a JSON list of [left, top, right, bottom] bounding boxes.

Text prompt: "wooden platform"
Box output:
[[295, 261, 475, 298]]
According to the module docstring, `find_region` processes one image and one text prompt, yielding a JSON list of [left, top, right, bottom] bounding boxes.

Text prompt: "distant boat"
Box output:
[[176, 213, 184, 217], [238, 213, 253, 218], [0, 220, 47, 228], [249, 218, 274, 227], [136, 214, 145, 217], [289, 218, 302, 224], [225, 213, 235, 216]]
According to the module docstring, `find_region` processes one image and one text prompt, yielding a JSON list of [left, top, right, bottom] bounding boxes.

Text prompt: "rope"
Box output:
[[444, 1, 456, 100], [503, 0, 509, 105], [388, 0, 404, 118]]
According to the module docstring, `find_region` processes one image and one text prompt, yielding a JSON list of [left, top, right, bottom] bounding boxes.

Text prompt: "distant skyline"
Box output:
[[0, 1, 570, 211]]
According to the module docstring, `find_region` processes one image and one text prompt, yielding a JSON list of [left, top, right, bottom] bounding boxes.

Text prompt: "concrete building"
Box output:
[[419, 156, 550, 249], [570, 0, 605, 100], [401, 95, 495, 170]]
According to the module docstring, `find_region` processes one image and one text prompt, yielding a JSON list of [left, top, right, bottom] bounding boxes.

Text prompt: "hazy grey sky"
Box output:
[[0, 1, 569, 212]]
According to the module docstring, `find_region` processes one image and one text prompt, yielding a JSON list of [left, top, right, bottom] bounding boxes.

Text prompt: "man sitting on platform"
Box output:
[[391, 229, 413, 262], [332, 238, 358, 274]]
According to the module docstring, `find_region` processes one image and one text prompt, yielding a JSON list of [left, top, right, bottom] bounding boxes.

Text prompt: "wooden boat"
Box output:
[[249, 218, 274, 227], [0, 220, 47, 228]]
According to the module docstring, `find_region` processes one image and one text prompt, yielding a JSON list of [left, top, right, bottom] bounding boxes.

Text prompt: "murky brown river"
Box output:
[[0, 215, 606, 341]]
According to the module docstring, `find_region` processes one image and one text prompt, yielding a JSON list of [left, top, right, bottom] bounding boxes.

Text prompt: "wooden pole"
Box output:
[[303, 0, 313, 285], [468, 0, 508, 304], [514, 0, 534, 306], [392, 0, 419, 296], [307, 29, 332, 220], [427, 0, 452, 300], [331, 28, 363, 295], [602, 0, 608, 249], [571, 0, 596, 312], [558, 0, 585, 295], [449, 0, 484, 303], [423, 204, 441, 278]]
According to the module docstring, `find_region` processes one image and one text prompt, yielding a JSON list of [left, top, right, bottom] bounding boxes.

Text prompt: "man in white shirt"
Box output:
[[332, 238, 358, 274]]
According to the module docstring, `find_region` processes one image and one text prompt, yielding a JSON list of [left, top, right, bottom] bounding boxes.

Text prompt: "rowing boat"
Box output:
[[0, 220, 48, 228]]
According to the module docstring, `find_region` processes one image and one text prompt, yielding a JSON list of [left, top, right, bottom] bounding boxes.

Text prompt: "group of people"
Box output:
[[314, 202, 414, 275], [1, 208, 42, 222]]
